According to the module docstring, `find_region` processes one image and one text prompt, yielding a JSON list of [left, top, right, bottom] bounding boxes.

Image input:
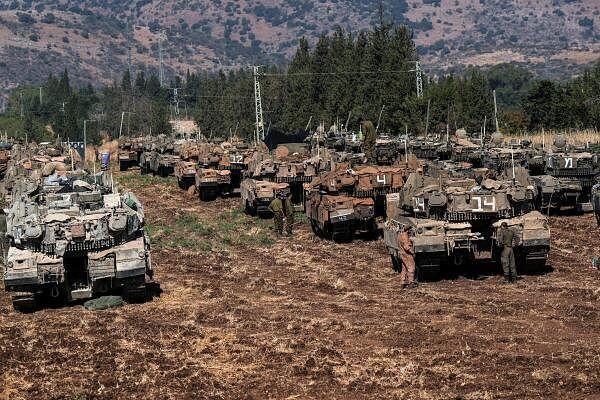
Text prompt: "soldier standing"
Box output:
[[398, 225, 417, 289], [0, 208, 8, 266], [283, 194, 294, 236], [268, 194, 285, 236], [361, 119, 377, 164], [592, 183, 600, 226], [497, 222, 517, 283]]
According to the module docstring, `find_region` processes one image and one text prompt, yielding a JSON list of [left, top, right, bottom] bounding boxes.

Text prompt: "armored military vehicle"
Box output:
[[0, 141, 12, 178], [383, 169, 548, 278], [305, 191, 375, 241], [3, 171, 153, 311], [484, 145, 538, 174], [139, 135, 178, 176], [195, 168, 231, 201], [2, 144, 77, 204], [533, 151, 598, 212], [492, 211, 551, 270], [172, 139, 204, 190], [325, 130, 346, 151], [409, 137, 451, 161], [175, 160, 198, 190], [118, 137, 144, 171], [304, 163, 412, 240], [216, 142, 254, 194], [451, 136, 484, 167], [241, 179, 290, 217], [247, 143, 326, 206], [374, 136, 399, 165]]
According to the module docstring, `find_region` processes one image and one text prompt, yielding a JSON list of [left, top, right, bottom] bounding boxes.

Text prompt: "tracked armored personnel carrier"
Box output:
[[216, 142, 254, 194], [195, 168, 231, 201], [175, 160, 198, 190], [383, 170, 548, 279], [2, 144, 77, 203], [118, 137, 144, 171], [532, 150, 599, 212], [139, 135, 178, 176], [173, 139, 204, 190], [374, 136, 399, 165], [305, 191, 375, 241], [325, 130, 347, 151], [3, 171, 153, 311], [484, 145, 538, 174], [409, 137, 451, 161], [241, 179, 290, 217], [451, 136, 484, 167], [492, 211, 551, 269], [304, 163, 411, 240], [247, 143, 326, 205], [0, 141, 12, 178]]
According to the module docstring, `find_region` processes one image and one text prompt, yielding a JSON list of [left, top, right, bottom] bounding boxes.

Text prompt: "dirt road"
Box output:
[[1, 175, 599, 399]]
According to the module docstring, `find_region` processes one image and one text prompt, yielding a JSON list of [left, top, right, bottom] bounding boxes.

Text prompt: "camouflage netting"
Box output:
[[84, 296, 124, 311]]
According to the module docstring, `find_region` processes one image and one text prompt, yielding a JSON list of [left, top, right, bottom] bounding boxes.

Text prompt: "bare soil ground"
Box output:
[[1, 173, 599, 400]]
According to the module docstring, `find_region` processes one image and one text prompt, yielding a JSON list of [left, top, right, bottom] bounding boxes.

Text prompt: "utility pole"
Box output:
[[493, 89, 499, 132], [446, 104, 450, 144], [39, 87, 43, 104], [376, 105, 385, 134], [253, 66, 265, 143], [119, 111, 125, 138], [20, 91, 24, 118], [425, 99, 431, 138], [127, 23, 133, 78], [158, 30, 166, 87], [415, 61, 423, 99], [482, 115, 487, 148], [83, 119, 88, 166], [171, 87, 181, 119]]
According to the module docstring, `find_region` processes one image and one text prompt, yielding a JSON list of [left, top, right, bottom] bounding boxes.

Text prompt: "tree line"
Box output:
[[1, 23, 599, 144]]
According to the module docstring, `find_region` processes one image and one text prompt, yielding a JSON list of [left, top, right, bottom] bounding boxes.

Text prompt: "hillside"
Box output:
[[0, 0, 598, 94]]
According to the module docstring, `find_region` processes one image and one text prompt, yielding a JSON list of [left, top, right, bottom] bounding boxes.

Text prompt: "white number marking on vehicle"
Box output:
[[414, 197, 425, 212], [563, 157, 573, 169], [472, 196, 496, 212]]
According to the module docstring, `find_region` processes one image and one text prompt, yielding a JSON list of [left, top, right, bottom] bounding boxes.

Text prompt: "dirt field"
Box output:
[[1, 173, 599, 400]]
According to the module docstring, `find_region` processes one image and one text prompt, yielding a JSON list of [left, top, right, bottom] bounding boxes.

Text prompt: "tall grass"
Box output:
[[506, 129, 600, 146]]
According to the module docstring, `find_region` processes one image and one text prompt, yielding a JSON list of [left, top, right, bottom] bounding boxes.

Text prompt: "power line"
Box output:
[[261, 69, 419, 77]]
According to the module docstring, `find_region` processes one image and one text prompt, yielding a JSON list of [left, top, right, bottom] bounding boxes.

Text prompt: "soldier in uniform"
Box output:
[[497, 222, 517, 283], [592, 183, 600, 226], [361, 118, 377, 164], [0, 207, 7, 263], [268, 193, 285, 236], [398, 225, 417, 288], [283, 194, 294, 236]]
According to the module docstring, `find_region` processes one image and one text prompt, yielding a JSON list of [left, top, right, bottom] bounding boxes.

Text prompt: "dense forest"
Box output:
[[1, 23, 599, 144]]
